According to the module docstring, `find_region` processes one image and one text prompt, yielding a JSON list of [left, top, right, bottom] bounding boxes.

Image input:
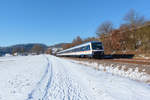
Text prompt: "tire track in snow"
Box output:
[[42, 58, 53, 100], [26, 56, 53, 100], [45, 58, 90, 100]]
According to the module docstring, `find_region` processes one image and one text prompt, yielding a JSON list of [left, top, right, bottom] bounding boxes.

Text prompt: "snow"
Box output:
[[4, 53, 12, 57], [0, 55, 48, 100], [70, 60, 150, 83], [0, 55, 150, 100]]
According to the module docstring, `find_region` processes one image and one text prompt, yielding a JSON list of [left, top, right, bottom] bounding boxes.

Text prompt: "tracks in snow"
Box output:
[[27, 56, 91, 100], [26, 56, 53, 100], [45, 57, 91, 100]]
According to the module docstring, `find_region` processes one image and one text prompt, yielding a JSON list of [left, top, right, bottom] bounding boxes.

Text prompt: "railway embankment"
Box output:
[[64, 57, 150, 84]]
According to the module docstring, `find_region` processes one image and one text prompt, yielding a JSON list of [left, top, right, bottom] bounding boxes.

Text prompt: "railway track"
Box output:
[[63, 57, 150, 65]]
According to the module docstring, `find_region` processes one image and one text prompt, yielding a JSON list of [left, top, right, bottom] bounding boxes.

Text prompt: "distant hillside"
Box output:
[[0, 43, 48, 56], [49, 43, 70, 48], [100, 24, 150, 55]]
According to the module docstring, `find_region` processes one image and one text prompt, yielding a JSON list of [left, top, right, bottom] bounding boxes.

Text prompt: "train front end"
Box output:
[[91, 42, 104, 58]]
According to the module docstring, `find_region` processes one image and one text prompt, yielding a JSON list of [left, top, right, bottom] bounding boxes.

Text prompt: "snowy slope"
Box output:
[[68, 60, 150, 83], [0, 55, 150, 100], [0, 55, 48, 100]]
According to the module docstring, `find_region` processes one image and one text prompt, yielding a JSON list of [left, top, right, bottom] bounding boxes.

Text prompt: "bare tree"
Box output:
[[62, 43, 74, 50], [46, 48, 53, 54], [31, 45, 44, 55], [144, 21, 150, 26], [96, 21, 114, 36], [12, 47, 18, 55], [72, 36, 83, 45], [123, 9, 145, 28], [83, 37, 98, 42]]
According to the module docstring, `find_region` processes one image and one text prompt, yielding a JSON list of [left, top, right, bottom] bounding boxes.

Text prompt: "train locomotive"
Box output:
[[56, 41, 104, 58]]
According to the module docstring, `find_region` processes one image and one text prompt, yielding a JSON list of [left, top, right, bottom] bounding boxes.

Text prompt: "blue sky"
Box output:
[[0, 0, 150, 46]]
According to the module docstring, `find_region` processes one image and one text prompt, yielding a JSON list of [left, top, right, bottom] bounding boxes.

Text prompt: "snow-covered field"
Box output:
[[0, 55, 150, 100], [69, 60, 150, 83]]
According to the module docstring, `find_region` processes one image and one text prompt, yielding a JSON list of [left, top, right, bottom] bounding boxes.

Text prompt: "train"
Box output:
[[56, 41, 104, 58]]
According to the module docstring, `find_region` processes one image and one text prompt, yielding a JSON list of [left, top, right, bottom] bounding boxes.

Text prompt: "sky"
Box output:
[[0, 0, 150, 46]]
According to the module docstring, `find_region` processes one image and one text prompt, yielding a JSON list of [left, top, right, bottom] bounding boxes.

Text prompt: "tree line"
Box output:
[[62, 9, 150, 55], [10, 44, 46, 55]]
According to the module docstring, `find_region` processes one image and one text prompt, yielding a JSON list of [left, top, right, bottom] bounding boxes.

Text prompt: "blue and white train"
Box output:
[[56, 41, 104, 58]]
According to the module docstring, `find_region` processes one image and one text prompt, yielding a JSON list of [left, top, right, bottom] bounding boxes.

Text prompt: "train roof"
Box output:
[[57, 41, 102, 53]]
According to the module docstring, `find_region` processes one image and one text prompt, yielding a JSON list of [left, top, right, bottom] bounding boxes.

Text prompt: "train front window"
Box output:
[[92, 43, 103, 50]]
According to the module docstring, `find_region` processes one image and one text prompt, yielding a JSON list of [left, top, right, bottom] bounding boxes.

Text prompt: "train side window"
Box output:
[[78, 47, 81, 51], [73, 49, 75, 52], [76, 48, 78, 52], [83, 46, 86, 51], [84, 46, 87, 51], [76, 48, 77, 52], [75, 48, 77, 52], [80, 47, 82, 51], [77, 48, 80, 52], [81, 47, 84, 51], [75, 48, 78, 52], [79, 48, 81, 51], [87, 45, 90, 50], [83, 45, 90, 51]]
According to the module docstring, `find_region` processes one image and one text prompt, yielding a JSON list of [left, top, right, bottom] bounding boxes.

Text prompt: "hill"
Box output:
[[49, 43, 70, 48], [0, 43, 48, 56]]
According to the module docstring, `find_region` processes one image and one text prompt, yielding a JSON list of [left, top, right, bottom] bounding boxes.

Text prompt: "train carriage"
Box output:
[[56, 41, 104, 58]]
